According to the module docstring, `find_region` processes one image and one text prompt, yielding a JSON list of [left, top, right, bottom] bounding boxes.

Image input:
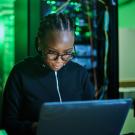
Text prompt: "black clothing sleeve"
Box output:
[[2, 67, 33, 135]]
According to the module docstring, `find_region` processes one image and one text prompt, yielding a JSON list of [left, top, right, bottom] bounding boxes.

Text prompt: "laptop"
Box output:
[[37, 98, 132, 135]]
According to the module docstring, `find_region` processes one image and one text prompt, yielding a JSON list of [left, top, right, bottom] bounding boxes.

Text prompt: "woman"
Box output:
[[2, 13, 95, 135]]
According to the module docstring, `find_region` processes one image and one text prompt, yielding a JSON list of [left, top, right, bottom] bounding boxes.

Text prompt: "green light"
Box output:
[[75, 2, 78, 5], [52, 6, 56, 11], [75, 22, 79, 26], [75, 18, 80, 26], [47, 1, 50, 4], [51, 11, 56, 14], [0, 0, 15, 88], [75, 31, 80, 36], [0, 130, 8, 135], [76, 27, 81, 31], [85, 32, 92, 37], [0, 24, 4, 43], [90, 12, 93, 18], [70, 2, 74, 5], [51, 1, 56, 4], [9, 15, 14, 20], [64, 10, 69, 14], [75, 7, 80, 12]]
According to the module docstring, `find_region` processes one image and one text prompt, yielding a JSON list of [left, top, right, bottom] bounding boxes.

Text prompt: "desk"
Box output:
[[119, 87, 135, 116], [121, 109, 135, 135]]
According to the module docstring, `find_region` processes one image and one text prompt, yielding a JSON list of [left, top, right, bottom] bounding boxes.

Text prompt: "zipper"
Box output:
[[54, 71, 62, 103]]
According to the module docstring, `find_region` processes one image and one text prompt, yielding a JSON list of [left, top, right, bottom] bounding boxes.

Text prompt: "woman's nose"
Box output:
[[55, 56, 64, 63]]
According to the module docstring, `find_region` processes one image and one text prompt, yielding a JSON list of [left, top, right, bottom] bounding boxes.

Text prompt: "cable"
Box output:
[[100, 3, 110, 99], [94, 0, 110, 99], [98, 0, 116, 6], [55, 0, 71, 13], [85, 0, 99, 98], [98, 0, 106, 5], [104, 6, 109, 81]]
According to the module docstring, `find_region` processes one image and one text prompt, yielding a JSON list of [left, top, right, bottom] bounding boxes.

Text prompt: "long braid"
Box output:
[[35, 13, 74, 54]]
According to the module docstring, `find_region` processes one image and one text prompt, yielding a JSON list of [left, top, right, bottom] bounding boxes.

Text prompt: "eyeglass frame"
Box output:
[[42, 48, 76, 61]]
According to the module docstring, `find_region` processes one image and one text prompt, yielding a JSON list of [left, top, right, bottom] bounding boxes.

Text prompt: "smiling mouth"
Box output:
[[52, 64, 63, 69], [54, 65, 62, 69]]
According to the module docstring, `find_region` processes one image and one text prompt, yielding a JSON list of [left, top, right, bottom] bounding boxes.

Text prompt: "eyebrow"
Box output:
[[47, 47, 73, 52]]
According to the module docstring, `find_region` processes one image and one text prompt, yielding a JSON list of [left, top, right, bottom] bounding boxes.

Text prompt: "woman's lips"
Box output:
[[52, 64, 63, 69]]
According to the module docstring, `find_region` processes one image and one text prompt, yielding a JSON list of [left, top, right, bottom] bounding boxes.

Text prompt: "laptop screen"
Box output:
[[37, 98, 132, 135]]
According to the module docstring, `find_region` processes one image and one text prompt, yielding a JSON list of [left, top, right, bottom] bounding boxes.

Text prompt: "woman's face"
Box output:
[[40, 31, 74, 71]]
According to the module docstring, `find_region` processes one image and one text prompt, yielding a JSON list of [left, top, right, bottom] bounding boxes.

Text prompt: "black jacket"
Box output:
[[2, 55, 95, 135]]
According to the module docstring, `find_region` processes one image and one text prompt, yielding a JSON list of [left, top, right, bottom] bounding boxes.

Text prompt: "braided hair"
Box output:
[[35, 13, 75, 54]]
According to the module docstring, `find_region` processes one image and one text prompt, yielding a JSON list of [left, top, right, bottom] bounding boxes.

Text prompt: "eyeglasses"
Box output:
[[43, 49, 75, 61]]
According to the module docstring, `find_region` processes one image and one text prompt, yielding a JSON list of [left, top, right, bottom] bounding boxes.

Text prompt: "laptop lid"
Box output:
[[37, 98, 132, 135]]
